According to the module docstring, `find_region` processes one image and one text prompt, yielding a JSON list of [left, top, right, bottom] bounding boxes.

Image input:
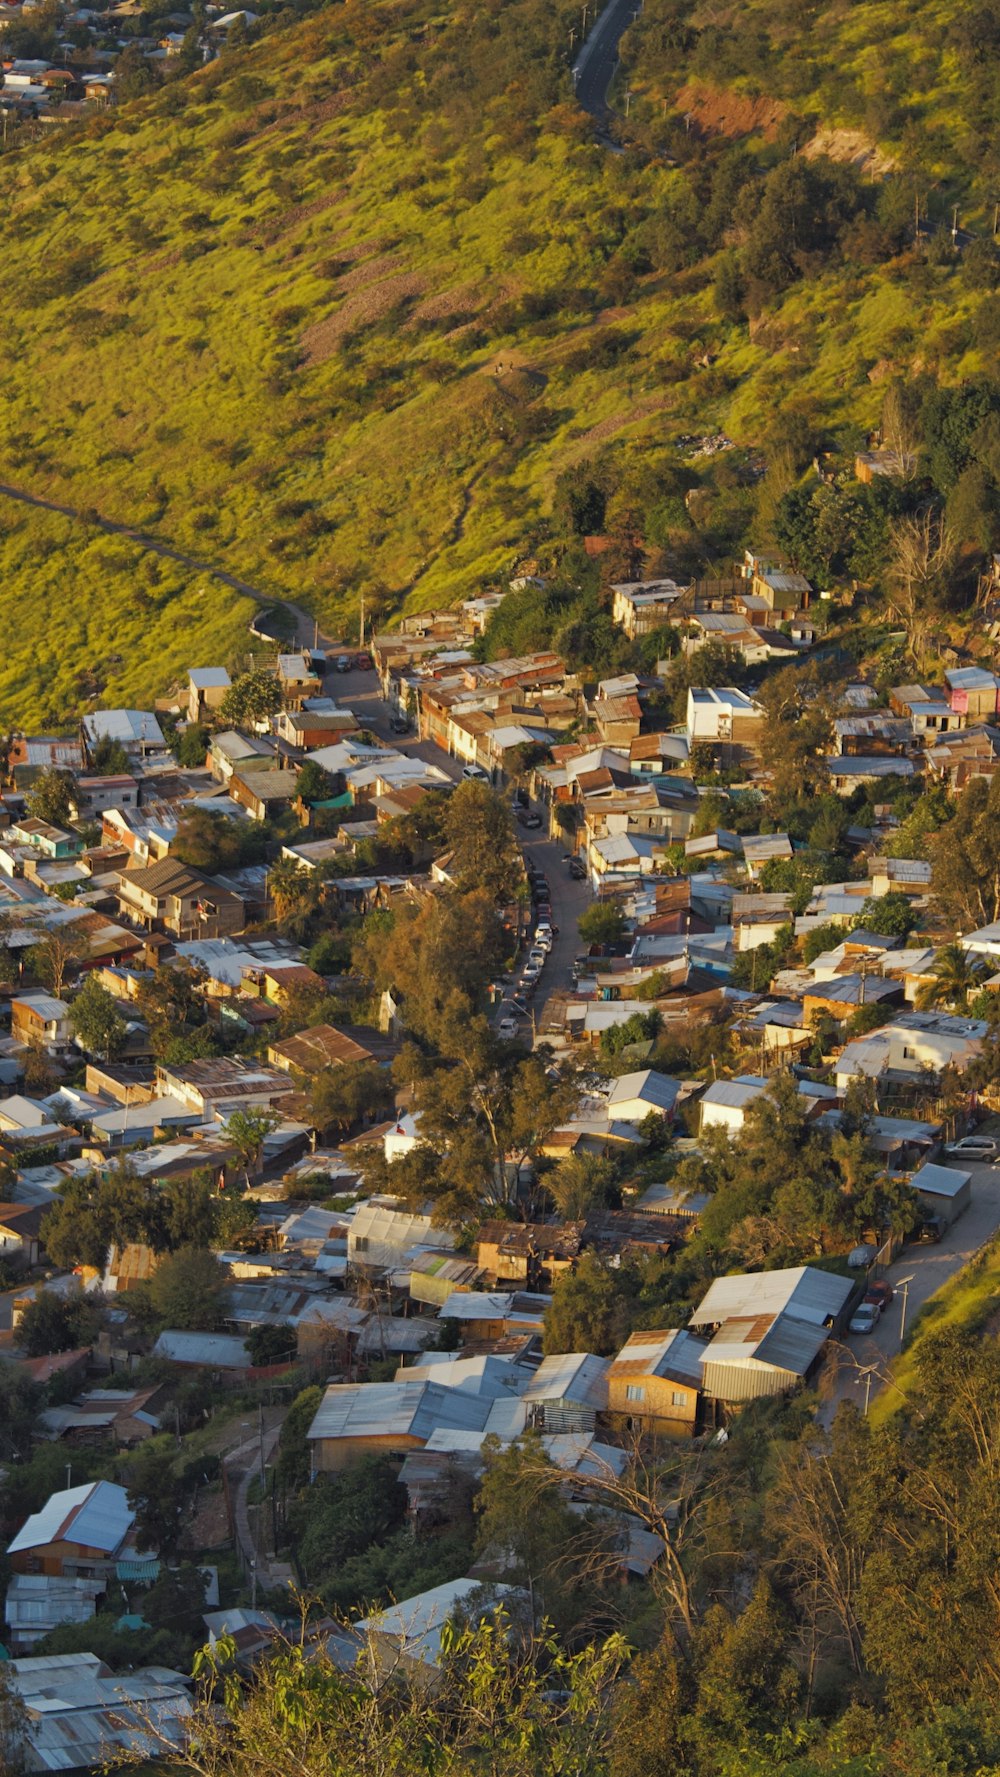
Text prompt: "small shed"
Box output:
[[911, 1160, 972, 1227]]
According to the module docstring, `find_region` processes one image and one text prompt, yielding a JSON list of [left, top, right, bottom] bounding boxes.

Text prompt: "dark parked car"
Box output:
[[865, 1280, 894, 1310], [355, 651, 372, 670], [522, 812, 542, 829], [916, 1217, 944, 1243]]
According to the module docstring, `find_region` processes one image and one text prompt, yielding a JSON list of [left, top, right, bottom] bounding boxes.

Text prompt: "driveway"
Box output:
[[819, 1160, 1000, 1421]]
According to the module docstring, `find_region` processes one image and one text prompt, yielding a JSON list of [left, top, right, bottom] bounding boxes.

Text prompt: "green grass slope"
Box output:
[[0, 0, 992, 721]]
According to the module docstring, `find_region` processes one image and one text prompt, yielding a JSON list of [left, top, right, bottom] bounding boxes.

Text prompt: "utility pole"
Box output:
[[569, 25, 576, 48], [856, 1366, 876, 1417], [897, 1274, 915, 1350], [993, 200, 999, 239], [624, 87, 632, 117], [581, 2, 588, 30], [951, 203, 959, 243], [914, 188, 920, 248]]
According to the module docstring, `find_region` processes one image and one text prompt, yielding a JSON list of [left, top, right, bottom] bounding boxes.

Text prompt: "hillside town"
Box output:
[[1, 549, 1000, 1770]]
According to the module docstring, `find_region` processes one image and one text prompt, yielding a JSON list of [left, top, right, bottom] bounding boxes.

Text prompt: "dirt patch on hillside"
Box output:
[[576, 396, 672, 447], [410, 280, 485, 324], [337, 251, 404, 293], [299, 270, 424, 364], [675, 80, 787, 140], [802, 127, 898, 177]]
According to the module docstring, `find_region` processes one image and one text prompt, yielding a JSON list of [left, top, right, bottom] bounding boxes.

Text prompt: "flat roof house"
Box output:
[[188, 667, 231, 724]]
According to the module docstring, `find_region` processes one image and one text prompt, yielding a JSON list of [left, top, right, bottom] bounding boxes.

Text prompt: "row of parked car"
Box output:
[[496, 858, 557, 1039], [849, 1277, 894, 1337]]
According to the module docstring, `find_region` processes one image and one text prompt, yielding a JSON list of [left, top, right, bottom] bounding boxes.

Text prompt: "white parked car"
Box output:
[[497, 1016, 519, 1040], [534, 925, 553, 948], [522, 959, 542, 982], [462, 763, 490, 781], [848, 1303, 880, 1336]]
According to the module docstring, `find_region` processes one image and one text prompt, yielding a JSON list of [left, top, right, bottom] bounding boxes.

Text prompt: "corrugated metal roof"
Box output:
[[912, 1161, 971, 1197], [8, 1481, 134, 1558], [523, 1353, 609, 1409], [689, 1265, 853, 1329], [358, 1579, 514, 1666], [152, 1331, 251, 1368], [307, 1380, 493, 1443]]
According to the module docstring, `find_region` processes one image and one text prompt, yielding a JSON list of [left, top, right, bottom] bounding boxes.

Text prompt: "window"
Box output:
[[671, 1391, 687, 1408], [625, 1384, 645, 1402], [354, 1237, 369, 1253]]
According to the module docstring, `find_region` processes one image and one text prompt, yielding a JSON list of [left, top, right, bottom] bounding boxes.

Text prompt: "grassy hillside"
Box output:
[[0, 0, 993, 721]]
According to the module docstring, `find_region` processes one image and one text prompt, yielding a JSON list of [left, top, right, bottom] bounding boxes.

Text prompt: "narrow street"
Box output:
[[819, 1159, 1000, 1422]]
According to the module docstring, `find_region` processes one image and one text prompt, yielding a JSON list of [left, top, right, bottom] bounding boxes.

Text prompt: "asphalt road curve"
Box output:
[[574, 0, 637, 118]]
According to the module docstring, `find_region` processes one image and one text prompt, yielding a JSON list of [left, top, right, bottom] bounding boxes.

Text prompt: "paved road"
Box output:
[[819, 1159, 1000, 1421], [574, 0, 638, 118], [0, 477, 328, 652]]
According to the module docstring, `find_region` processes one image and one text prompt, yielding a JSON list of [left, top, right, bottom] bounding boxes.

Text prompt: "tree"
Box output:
[[114, 41, 160, 100], [309, 1061, 395, 1138], [218, 668, 281, 728], [543, 1252, 633, 1356], [275, 1384, 322, 1491], [175, 724, 210, 767], [222, 1109, 279, 1188], [267, 858, 314, 924], [18, 1288, 102, 1356], [0, 1661, 28, 1777], [352, 891, 507, 1047], [245, 1323, 295, 1366], [578, 902, 626, 948], [855, 892, 915, 938], [167, 1615, 628, 1777], [89, 735, 131, 776], [916, 942, 988, 1010], [41, 1165, 166, 1270], [880, 380, 921, 481], [147, 1246, 226, 1331], [126, 1440, 186, 1557], [546, 1152, 617, 1220], [68, 972, 127, 1058], [295, 760, 336, 805], [884, 508, 956, 669], [29, 929, 82, 998], [26, 766, 74, 827], [172, 808, 263, 873], [929, 773, 1000, 930], [474, 1437, 623, 1636], [442, 781, 523, 902]]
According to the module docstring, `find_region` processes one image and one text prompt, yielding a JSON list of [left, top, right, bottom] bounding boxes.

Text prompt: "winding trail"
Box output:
[[0, 476, 327, 648]]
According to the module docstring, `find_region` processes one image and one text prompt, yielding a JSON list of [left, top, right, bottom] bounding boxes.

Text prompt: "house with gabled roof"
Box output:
[[7, 1480, 138, 1579], [607, 1329, 707, 1436]]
